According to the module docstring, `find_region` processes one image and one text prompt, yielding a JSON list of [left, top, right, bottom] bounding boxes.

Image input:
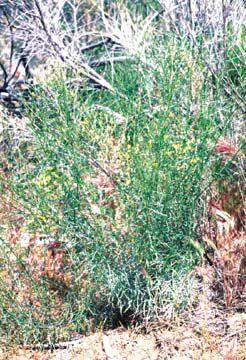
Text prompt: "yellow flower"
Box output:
[[185, 143, 192, 152], [38, 215, 46, 222], [46, 166, 54, 171], [163, 150, 172, 156], [172, 143, 182, 152], [45, 175, 51, 183], [53, 181, 61, 187], [125, 178, 131, 186], [168, 112, 175, 118], [177, 163, 186, 170], [125, 152, 130, 161], [135, 144, 140, 152], [190, 157, 200, 164]]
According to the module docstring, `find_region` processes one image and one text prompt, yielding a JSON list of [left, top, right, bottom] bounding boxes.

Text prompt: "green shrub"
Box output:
[[0, 32, 241, 346]]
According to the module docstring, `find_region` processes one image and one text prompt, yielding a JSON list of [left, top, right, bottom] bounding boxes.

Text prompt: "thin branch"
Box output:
[[87, 153, 119, 187], [7, 57, 22, 84], [2, 9, 14, 74], [33, 0, 65, 61], [0, 62, 8, 89], [222, 0, 227, 55], [80, 38, 110, 53]]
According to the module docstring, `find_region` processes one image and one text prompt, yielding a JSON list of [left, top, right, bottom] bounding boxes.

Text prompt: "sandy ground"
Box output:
[[2, 310, 245, 360]]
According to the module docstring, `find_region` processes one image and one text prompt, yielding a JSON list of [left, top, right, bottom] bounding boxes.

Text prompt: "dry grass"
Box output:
[[202, 139, 246, 309]]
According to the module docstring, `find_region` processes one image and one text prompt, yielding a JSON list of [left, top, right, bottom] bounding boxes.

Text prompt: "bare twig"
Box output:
[[0, 0, 115, 91], [0, 62, 8, 89], [81, 38, 111, 52], [7, 57, 22, 84], [221, 0, 227, 55], [2, 9, 14, 73]]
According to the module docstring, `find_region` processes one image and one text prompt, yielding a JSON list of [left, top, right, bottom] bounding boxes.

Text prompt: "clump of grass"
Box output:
[[0, 27, 243, 347]]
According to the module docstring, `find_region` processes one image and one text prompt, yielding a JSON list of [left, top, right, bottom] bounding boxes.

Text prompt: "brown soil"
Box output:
[[2, 307, 245, 360]]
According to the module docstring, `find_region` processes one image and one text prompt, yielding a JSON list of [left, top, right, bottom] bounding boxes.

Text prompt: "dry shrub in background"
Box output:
[[0, 0, 245, 98]]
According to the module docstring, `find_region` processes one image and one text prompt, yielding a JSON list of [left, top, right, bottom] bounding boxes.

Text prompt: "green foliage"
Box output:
[[225, 27, 246, 98], [0, 31, 242, 346]]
